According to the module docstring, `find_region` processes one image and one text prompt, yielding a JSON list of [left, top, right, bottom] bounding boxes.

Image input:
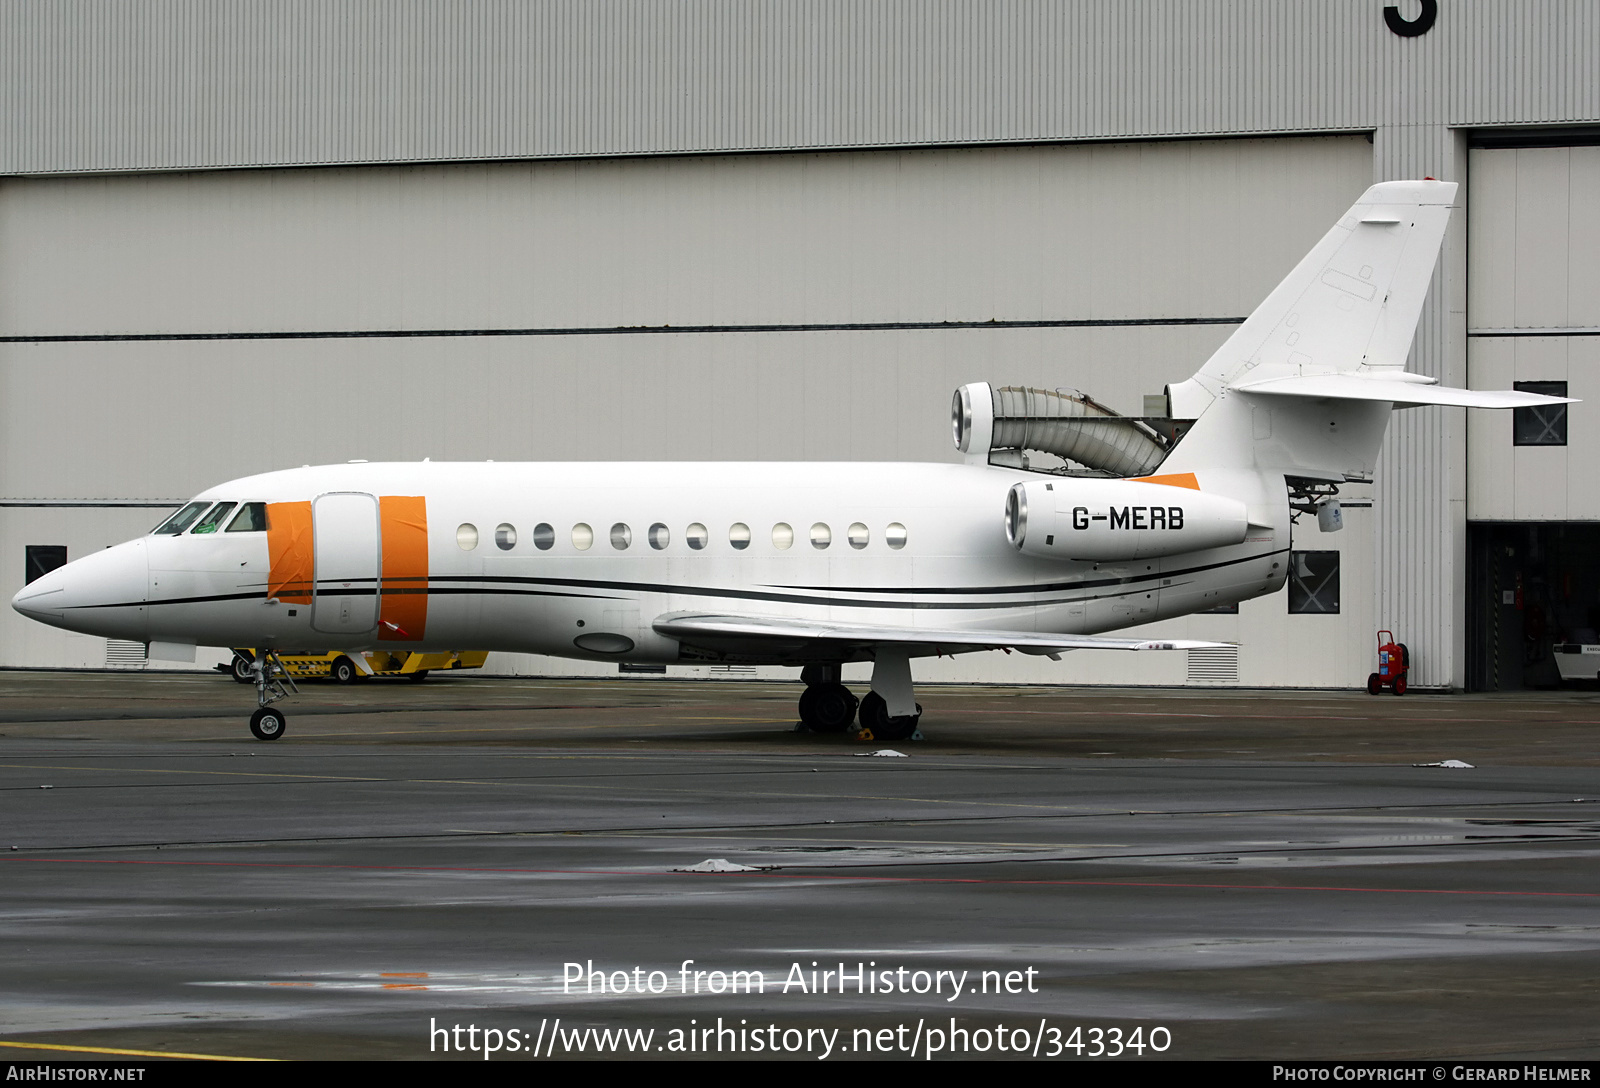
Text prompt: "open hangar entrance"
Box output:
[[1467, 522, 1600, 691], [1464, 138, 1600, 692]]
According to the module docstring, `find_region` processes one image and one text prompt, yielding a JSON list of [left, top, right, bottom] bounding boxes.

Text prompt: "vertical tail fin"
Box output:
[[1162, 180, 1458, 480], [1176, 179, 1458, 403]]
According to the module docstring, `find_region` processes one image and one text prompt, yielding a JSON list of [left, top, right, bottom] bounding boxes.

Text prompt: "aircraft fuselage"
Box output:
[[14, 460, 1289, 667]]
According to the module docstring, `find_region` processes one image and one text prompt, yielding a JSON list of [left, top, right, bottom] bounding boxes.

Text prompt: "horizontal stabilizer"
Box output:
[[1230, 374, 1576, 410], [655, 612, 1227, 654]]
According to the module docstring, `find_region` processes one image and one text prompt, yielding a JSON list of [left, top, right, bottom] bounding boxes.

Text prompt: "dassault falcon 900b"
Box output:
[[12, 181, 1570, 742]]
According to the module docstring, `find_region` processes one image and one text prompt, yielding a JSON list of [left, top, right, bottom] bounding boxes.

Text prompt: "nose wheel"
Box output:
[[250, 706, 287, 740], [244, 650, 299, 741]]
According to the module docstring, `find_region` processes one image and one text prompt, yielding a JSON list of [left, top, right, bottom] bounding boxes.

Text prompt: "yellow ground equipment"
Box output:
[[226, 649, 488, 684]]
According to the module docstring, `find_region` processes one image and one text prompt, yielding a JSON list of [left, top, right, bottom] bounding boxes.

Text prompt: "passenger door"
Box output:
[[312, 492, 380, 636]]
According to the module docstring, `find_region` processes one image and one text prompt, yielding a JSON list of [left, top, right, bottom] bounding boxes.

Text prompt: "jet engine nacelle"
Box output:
[[1004, 478, 1250, 561]]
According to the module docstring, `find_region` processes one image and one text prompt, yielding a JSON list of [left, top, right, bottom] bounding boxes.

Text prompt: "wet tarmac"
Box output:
[[1, 670, 1597, 1061]]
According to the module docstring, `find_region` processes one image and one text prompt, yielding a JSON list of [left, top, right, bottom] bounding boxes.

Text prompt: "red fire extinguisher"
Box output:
[[1367, 630, 1410, 695]]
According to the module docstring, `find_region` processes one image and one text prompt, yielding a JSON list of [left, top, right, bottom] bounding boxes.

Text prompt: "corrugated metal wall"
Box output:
[[4, 1, 1599, 176]]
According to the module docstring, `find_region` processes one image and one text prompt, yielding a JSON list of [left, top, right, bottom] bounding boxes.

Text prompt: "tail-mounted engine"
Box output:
[[954, 381, 1177, 476], [1005, 478, 1250, 561]]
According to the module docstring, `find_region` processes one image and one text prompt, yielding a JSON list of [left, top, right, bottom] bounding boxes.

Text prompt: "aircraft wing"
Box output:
[[653, 611, 1227, 656]]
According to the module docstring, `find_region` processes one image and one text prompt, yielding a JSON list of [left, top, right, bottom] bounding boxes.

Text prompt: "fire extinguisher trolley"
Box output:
[[1367, 630, 1410, 695]]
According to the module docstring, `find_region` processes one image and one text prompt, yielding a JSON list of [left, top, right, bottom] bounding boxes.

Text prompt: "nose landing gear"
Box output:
[[238, 649, 298, 741]]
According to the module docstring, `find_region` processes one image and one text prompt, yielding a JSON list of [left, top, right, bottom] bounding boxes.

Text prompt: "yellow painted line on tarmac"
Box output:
[[0, 1039, 276, 1061]]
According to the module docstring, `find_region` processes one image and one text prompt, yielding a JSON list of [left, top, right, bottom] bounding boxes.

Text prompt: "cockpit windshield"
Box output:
[[190, 502, 238, 534], [152, 501, 210, 535]]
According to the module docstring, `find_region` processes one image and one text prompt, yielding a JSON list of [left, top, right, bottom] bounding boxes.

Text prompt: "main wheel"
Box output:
[[1367, 672, 1382, 695], [800, 684, 857, 732], [231, 652, 255, 684], [249, 707, 287, 741], [331, 656, 361, 684], [858, 691, 921, 741], [858, 691, 886, 729]]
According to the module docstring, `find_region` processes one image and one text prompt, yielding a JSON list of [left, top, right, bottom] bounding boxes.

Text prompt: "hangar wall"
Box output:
[[4, 1, 1596, 173], [0, 135, 1376, 683]]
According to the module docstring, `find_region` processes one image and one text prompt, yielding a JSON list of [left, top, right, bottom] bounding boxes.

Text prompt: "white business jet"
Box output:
[[12, 181, 1568, 742]]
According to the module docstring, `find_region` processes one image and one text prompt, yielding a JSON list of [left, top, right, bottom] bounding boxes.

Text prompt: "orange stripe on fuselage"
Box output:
[[379, 495, 429, 642], [265, 501, 314, 604], [1129, 472, 1200, 490]]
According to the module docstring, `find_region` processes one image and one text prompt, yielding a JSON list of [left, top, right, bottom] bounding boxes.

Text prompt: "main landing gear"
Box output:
[[858, 691, 923, 743], [798, 665, 859, 732], [238, 649, 298, 741], [796, 657, 923, 742]]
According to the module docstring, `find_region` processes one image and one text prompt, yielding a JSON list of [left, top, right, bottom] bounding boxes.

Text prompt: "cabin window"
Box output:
[[811, 523, 831, 549], [1513, 381, 1568, 446], [457, 523, 479, 550], [648, 523, 670, 549], [886, 522, 908, 549], [572, 523, 594, 550], [611, 523, 632, 550], [686, 523, 709, 550], [847, 522, 870, 549], [771, 523, 794, 550], [224, 503, 268, 532], [495, 523, 517, 550], [25, 545, 66, 584], [190, 502, 237, 534], [729, 523, 751, 550], [1288, 550, 1340, 614], [533, 523, 555, 550], [153, 501, 210, 535]]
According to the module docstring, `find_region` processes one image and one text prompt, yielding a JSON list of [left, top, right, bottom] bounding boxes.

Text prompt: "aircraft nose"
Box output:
[[12, 539, 149, 638], [12, 568, 67, 620]]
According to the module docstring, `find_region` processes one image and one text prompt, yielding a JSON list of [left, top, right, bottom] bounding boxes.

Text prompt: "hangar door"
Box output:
[[1466, 143, 1600, 689]]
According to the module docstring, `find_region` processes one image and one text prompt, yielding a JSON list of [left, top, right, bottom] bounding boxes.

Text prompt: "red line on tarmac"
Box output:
[[2, 855, 1594, 898], [957, 707, 1595, 726]]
